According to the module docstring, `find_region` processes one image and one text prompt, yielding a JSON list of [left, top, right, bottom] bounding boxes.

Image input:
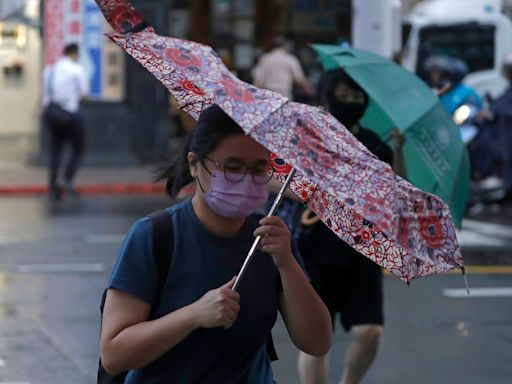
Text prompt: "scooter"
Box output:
[[453, 104, 507, 208]]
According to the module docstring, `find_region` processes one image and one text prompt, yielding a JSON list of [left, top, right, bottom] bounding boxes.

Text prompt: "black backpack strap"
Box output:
[[99, 210, 174, 311], [148, 209, 174, 312], [266, 333, 278, 362], [97, 210, 174, 384]]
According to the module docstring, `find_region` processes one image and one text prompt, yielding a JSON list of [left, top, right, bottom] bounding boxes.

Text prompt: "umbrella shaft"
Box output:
[[233, 169, 296, 292]]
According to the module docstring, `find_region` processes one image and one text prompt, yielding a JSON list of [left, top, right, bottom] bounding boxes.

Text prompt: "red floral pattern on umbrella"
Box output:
[[181, 80, 205, 96], [96, 0, 150, 33], [164, 48, 202, 68], [94, 0, 464, 283]]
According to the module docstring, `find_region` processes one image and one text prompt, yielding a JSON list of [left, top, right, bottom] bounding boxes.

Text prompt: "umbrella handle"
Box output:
[[233, 169, 297, 292]]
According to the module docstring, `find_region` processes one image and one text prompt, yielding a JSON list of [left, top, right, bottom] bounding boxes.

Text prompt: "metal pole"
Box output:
[[233, 169, 296, 292]]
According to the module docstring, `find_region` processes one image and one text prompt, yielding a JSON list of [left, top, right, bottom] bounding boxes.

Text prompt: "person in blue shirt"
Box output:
[[100, 104, 332, 383], [424, 55, 483, 114]]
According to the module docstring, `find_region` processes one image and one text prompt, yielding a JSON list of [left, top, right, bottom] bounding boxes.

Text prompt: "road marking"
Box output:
[[84, 234, 124, 244], [0, 236, 38, 245], [0, 382, 31, 384], [457, 219, 512, 249], [0, 358, 5, 366], [457, 230, 509, 248], [17, 263, 105, 273], [463, 219, 512, 238], [444, 287, 512, 298]]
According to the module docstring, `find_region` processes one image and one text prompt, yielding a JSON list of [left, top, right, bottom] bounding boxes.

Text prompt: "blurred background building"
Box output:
[[0, 0, 511, 166]]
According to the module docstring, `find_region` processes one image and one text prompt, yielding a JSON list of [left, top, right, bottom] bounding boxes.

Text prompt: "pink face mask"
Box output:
[[204, 171, 269, 219]]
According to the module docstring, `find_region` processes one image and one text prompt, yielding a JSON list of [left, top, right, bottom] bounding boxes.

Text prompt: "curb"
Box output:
[[0, 183, 166, 196]]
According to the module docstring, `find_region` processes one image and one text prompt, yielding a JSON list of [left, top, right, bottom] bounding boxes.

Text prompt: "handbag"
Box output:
[[44, 66, 73, 126], [45, 101, 73, 126]]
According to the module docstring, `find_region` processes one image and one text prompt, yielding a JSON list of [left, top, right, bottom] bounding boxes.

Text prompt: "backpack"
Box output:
[[96, 210, 278, 384]]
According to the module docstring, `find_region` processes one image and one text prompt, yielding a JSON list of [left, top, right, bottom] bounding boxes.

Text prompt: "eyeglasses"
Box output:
[[201, 157, 274, 184]]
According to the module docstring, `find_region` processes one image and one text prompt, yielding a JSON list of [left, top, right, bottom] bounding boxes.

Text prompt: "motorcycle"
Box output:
[[453, 104, 507, 208]]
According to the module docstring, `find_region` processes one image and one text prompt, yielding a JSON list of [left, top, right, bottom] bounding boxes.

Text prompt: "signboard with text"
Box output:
[[43, 0, 124, 101]]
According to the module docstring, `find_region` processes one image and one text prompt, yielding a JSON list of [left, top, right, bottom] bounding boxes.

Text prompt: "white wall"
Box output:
[[0, 23, 41, 136], [352, 0, 400, 58]]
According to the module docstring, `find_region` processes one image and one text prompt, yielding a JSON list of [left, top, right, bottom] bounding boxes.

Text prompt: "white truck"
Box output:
[[401, 0, 512, 98]]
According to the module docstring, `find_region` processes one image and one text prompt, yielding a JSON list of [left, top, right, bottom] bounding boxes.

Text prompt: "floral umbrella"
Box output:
[[95, 0, 464, 283]]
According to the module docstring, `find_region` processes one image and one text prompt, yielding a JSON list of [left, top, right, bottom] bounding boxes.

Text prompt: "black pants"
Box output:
[[46, 114, 85, 191]]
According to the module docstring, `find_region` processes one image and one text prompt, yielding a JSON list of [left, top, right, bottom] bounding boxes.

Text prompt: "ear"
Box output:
[[187, 152, 199, 178]]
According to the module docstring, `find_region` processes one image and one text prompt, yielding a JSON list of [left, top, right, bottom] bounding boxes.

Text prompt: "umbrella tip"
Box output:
[[461, 266, 470, 295]]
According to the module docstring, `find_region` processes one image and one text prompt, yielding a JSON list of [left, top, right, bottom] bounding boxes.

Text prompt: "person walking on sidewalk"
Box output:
[[252, 36, 315, 100], [297, 68, 406, 384], [42, 43, 89, 201], [100, 105, 332, 383]]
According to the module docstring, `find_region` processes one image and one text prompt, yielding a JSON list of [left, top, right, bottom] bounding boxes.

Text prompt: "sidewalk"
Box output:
[[0, 163, 164, 195], [0, 132, 166, 195]]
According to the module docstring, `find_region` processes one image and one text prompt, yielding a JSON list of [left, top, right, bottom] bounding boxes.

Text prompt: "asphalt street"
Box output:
[[0, 195, 511, 383]]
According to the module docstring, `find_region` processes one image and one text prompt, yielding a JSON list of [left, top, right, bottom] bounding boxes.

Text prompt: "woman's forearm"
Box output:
[[101, 303, 199, 374], [278, 259, 332, 356]]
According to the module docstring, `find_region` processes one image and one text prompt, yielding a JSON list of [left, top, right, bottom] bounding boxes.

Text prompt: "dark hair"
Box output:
[[156, 105, 244, 199], [272, 35, 290, 50], [317, 68, 368, 108], [63, 43, 79, 56]]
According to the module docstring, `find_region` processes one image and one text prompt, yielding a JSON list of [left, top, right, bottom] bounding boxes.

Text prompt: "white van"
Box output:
[[401, 0, 512, 98]]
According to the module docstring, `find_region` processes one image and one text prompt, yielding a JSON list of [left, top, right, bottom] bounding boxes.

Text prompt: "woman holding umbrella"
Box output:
[[100, 105, 332, 383]]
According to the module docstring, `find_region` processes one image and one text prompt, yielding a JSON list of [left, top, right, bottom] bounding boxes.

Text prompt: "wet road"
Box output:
[[0, 196, 511, 383]]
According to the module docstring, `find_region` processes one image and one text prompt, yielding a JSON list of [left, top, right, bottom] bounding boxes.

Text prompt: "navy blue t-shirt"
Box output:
[[109, 198, 287, 383]]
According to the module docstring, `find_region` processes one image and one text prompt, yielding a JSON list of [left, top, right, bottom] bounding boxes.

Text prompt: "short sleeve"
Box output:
[[108, 217, 158, 305]]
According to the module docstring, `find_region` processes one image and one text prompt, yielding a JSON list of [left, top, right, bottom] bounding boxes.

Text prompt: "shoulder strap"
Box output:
[[148, 209, 174, 311], [99, 210, 174, 313], [48, 65, 55, 102]]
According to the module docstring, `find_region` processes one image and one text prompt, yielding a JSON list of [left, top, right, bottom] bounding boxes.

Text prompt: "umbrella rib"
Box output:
[[177, 99, 211, 111]]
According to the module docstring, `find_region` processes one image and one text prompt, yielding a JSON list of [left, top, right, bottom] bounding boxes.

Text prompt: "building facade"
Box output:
[[38, 0, 354, 165]]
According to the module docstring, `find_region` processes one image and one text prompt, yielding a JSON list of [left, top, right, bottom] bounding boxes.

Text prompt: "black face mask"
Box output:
[[329, 102, 366, 128]]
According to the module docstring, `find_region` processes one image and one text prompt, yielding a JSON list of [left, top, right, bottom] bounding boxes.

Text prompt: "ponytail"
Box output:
[[155, 133, 194, 199]]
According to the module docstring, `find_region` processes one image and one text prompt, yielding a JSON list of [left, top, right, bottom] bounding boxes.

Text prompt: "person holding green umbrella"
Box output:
[[297, 68, 406, 384], [312, 45, 470, 227]]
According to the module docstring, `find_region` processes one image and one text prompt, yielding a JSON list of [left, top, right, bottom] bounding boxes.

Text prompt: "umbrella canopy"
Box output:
[[312, 45, 470, 227], [94, 0, 464, 283]]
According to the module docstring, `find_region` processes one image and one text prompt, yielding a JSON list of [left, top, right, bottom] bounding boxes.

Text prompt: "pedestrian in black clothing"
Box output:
[[297, 68, 406, 384]]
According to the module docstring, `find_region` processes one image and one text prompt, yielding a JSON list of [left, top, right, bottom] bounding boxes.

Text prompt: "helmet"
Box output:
[[447, 58, 469, 85], [423, 55, 468, 87]]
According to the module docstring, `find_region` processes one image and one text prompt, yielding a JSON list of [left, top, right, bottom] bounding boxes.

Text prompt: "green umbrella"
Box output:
[[312, 44, 470, 227]]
